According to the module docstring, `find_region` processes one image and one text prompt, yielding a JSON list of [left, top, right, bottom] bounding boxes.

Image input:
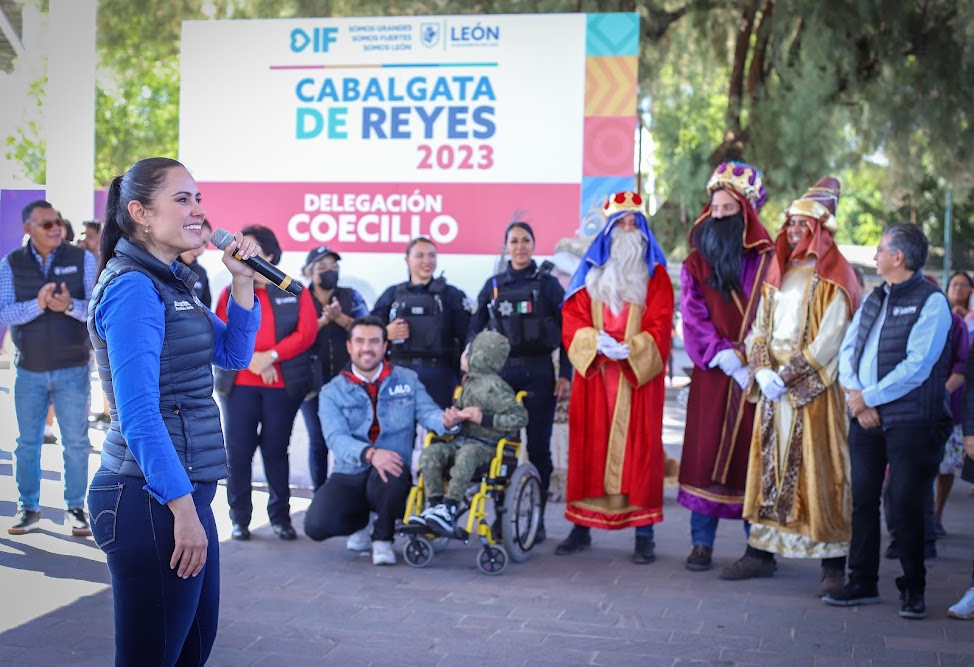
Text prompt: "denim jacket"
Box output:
[[320, 364, 456, 475]]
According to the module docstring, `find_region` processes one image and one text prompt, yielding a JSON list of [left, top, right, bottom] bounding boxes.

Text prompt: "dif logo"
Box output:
[[291, 26, 338, 53]]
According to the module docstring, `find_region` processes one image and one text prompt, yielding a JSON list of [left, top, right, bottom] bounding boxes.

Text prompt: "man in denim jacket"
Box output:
[[303, 315, 469, 565]]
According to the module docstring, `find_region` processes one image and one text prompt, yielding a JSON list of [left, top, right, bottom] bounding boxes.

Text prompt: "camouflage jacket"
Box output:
[[456, 330, 528, 443]]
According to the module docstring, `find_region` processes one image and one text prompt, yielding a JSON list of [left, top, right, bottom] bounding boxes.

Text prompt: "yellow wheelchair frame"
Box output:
[[398, 391, 542, 575]]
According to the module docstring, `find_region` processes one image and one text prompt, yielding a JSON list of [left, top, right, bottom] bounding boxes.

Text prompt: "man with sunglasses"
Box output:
[[0, 200, 97, 536]]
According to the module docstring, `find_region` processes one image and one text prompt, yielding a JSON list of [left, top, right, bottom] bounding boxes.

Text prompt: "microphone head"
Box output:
[[210, 227, 235, 251]]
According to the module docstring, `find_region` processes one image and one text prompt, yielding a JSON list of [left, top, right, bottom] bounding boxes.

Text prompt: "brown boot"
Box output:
[[818, 568, 845, 598], [719, 554, 775, 580]]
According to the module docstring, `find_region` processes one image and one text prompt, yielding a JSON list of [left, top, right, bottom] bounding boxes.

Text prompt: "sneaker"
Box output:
[[371, 540, 396, 566], [686, 544, 713, 571], [8, 509, 41, 535], [822, 581, 882, 607], [632, 536, 656, 564], [43, 431, 58, 445], [554, 525, 592, 555], [719, 554, 775, 580], [896, 578, 927, 620], [947, 587, 974, 619], [346, 525, 372, 552], [818, 568, 845, 598], [65, 508, 91, 537], [421, 503, 457, 534]]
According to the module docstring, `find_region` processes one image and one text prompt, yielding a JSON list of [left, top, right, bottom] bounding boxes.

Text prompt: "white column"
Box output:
[[45, 0, 97, 221]]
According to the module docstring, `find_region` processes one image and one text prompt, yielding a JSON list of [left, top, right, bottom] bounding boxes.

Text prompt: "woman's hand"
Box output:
[[221, 232, 260, 278], [167, 494, 208, 579]]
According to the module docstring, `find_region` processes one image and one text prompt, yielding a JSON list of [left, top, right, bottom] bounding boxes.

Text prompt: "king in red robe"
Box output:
[[555, 191, 674, 563]]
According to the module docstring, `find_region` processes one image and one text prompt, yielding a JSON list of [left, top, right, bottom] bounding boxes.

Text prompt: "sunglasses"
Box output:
[[34, 219, 65, 231]]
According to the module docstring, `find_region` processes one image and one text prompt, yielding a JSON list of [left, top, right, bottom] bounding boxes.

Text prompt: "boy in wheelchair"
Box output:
[[409, 330, 528, 534]]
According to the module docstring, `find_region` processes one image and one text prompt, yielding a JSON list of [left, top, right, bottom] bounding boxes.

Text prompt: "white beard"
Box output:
[[585, 229, 650, 316]]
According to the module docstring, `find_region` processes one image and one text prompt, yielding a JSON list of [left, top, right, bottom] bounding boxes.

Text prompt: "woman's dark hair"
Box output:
[[240, 224, 282, 265], [948, 271, 974, 288], [405, 236, 435, 255], [504, 221, 535, 244], [101, 157, 184, 276]]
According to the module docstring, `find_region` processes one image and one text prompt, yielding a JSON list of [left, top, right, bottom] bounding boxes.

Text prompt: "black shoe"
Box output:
[[884, 541, 899, 559], [686, 544, 713, 571], [231, 524, 250, 541], [65, 508, 91, 537], [632, 536, 656, 564], [822, 581, 882, 607], [554, 525, 591, 555], [43, 433, 58, 445], [8, 509, 41, 535], [896, 577, 927, 619], [273, 522, 297, 541], [534, 517, 546, 544]]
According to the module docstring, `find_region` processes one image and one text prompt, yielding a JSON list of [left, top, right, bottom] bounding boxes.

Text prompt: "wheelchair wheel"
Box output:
[[500, 462, 542, 562], [477, 544, 508, 575], [402, 536, 435, 568]]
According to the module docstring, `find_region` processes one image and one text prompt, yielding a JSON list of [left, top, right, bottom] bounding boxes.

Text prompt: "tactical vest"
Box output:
[[7, 243, 90, 371], [851, 272, 950, 427], [487, 267, 556, 356], [89, 237, 228, 482], [214, 286, 318, 399], [387, 278, 451, 359]]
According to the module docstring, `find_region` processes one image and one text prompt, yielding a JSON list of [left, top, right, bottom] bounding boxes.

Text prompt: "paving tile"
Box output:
[[719, 648, 815, 665]]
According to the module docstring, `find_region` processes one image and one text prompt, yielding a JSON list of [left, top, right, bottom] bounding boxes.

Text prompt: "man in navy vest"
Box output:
[[825, 223, 951, 619], [1, 200, 97, 536]]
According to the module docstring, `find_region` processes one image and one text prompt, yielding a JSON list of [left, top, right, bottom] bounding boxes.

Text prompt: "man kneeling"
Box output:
[[410, 330, 528, 533], [304, 316, 468, 565]]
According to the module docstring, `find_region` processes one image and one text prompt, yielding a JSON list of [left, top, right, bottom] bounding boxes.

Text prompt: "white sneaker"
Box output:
[[371, 540, 396, 566], [948, 587, 974, 619], [346, 525, 371, 552]]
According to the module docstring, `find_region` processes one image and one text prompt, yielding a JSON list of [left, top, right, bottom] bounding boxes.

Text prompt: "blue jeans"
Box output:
[[14, 364, 91, 511], [690, 512, 750, 548], [88, 469, 220, 667]]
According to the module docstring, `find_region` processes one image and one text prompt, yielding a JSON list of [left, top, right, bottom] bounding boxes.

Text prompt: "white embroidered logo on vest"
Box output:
[[891, 305, 917, 316], [53, 265, 78, 276], [174, 300, 195, 311]]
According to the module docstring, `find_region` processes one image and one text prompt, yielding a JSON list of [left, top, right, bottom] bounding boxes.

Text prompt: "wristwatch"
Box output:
[[269, 349, 279, 362], [65, 302, 74, 314]]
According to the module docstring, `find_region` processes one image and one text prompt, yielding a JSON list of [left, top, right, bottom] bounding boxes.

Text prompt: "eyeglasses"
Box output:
[[34, 219, 65, 231]]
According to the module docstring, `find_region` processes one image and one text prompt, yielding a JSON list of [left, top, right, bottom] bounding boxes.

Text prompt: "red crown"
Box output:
[[602, 191, 645, 217]]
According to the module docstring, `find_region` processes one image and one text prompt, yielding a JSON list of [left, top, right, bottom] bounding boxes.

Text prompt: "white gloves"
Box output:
[[708, 349, 743, 375], [731, 366, 750, 390], [597, 330, 630, 360], [755, 368, 786, 401]]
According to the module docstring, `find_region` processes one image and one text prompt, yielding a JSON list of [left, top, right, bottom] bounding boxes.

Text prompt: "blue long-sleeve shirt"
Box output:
[[94, 270, 260, 503], [838, 281, 951, 408], [0, 243, 97, 326]]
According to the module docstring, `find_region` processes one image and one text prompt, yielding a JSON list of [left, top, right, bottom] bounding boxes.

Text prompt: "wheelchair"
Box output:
[[396, 396, 542, 575]]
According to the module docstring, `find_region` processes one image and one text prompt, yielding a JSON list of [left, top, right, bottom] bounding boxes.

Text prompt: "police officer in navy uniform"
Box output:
[[372, 237, 471, 409], [468, 221, 572, 542]]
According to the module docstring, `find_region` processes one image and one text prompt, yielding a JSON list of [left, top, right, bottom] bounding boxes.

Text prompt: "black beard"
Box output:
[[694, 213, 745, 301]]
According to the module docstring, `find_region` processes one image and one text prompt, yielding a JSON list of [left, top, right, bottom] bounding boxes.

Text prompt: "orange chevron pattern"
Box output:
[[585, 56, 637, 117]]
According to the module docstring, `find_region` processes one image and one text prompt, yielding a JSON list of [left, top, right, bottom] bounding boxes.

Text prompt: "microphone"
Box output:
[[210, 228, 304, 296]]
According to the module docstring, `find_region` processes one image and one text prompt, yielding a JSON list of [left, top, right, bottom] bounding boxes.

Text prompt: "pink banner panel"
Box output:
[[197, 181, 580, 255], [582, 116, 635, 177]]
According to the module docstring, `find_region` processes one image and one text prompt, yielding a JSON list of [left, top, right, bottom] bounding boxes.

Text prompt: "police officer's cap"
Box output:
[[303, 246, 341, 269]]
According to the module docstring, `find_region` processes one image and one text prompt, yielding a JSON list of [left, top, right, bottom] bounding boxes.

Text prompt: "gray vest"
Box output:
[[88, 237, 229, 482]]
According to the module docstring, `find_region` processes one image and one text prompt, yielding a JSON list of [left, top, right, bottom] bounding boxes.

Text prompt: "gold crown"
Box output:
[[602, 191, 646, 217], [785, 199, 837, 234], [705, 162, 766, 209]]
